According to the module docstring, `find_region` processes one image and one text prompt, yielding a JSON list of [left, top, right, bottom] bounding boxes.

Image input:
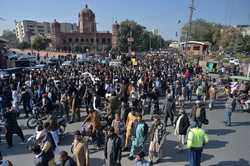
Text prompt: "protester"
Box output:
[[71, 130, 89, 166], [111, 113, 125, 146], [224, 94, 236, 126], [124, 110, 137, 150], [32, 145, 48, 166], [135, 150, 151, 166], [174, 109, 190, 150], [187, 125, 209, 166], [148, 114, 166, 164], [128, 113, 148, 160], [59, 151, 76, 166], [163, 95, 175, 127], [4, 106, 25, 148], [104, 127, 122, 166]]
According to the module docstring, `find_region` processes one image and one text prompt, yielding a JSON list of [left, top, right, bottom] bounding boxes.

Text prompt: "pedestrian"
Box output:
[[124, 110, 137, 150], [36, 122, 57, 166], [191, 101, 207, 128], [104, 127, 122, 166], [208, 84, 216, 110], [82, 108, 102, 149], [128, 113, 148, 160], [32, 145, 48, 166], [69, 91, 81, 123], [0, 151, 13, 166], [4, 106, 25, 148], [71, 130, 89, 166], [135, 150, 151, 166], [148, 114, 166, 164], [163, 95, 175, 127], [224, 94, 236, 126], [111, 113, 125, 147], [174, 109, 190, 150], [187, 125, 209, 166], [59, 151, 76, 166]]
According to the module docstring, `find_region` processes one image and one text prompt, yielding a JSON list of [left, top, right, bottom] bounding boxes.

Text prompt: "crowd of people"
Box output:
[[0, 51, 235, 166]]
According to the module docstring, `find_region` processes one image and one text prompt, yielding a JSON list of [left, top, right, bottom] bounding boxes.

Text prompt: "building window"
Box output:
[[86, 38, 89, 43], [68, 38, 72, 42], [75, 38, 79, 42], [81, 38, 84, 42], [107, 38, 111, 44], [63, 39, 66, 44], [193, 46, 200, 51], [96, 38, 99, 44], [102, 38, 106, 44], [91, 38, 94, 43]]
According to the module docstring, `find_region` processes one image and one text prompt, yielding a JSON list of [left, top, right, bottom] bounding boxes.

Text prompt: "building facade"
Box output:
[[180, 41, 210, 57], [236, 25, 250, 37], [50, 4, 118, 53], [15, 20, 77, 43]]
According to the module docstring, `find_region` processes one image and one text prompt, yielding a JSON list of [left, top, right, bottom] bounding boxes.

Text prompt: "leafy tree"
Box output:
[[0, 29, 18, 47], [31, 36, 51, 51], [17, 41, 30, 50], [117, 20, 165, 52]]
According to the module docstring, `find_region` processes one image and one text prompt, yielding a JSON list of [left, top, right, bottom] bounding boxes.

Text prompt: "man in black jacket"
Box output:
[[104, 127, 122, 166], [163, 96, 175, 127], [4, 106, 25, 148]]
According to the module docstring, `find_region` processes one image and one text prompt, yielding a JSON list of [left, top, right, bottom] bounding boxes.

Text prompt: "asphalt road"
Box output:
[[1, 97, 250, 166]]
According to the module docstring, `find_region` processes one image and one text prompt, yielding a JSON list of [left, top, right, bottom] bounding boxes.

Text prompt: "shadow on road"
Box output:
[[231, 121, 250, 127], [59, 132, 74, 146], [90, 157, 105, 165], [0, 134, 33, 156], [206, 129, 236, 136], [161, 140, 214, 163], [204, 140, 228, 149], [210, 158, 250, 166]]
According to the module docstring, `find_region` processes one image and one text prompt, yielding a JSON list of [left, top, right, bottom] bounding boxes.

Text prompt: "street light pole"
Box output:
[[185, 0, 195, 56]]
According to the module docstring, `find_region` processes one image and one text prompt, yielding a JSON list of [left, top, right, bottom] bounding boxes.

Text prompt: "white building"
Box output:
[[236, 25, 250, 37], [15, 20, 77, 43]]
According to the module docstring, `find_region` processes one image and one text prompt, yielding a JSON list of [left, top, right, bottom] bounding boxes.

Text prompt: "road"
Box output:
[[1, 98, 250, 166]]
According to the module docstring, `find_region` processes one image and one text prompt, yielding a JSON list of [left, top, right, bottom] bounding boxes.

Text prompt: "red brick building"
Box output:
[[50, 4, 118, 53]]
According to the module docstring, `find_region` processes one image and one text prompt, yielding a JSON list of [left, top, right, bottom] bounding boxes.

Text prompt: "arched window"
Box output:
[[75, 38, 79, 42], [68, 38, 72, 42], [81, 38, 84, 42]]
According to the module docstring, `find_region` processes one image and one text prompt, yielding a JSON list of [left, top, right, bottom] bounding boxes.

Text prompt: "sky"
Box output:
[[0, 0, 250, 40]]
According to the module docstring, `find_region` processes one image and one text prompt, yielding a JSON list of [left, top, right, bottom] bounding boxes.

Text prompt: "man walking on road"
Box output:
[[187, 125, 209, 166], [224, 94, 236, 126]]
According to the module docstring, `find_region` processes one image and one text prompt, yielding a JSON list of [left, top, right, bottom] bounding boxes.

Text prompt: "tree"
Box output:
[[31, 36, 51, 51], [17, 41, 30, 50], [117, 20, 165, 52], [0, 29, 18, 47]]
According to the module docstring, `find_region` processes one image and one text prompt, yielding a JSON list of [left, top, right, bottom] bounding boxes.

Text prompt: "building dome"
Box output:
[[80, 4, 95, 16]]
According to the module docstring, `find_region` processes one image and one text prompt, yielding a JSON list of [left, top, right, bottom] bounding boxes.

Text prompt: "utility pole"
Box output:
[[185, 0, 195, 55]]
